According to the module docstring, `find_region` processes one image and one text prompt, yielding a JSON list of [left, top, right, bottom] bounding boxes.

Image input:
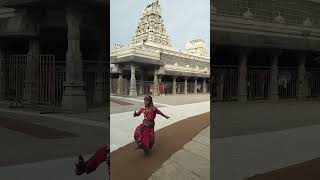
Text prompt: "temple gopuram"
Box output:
[[0, 0, 108, 113], [110, 1, 210, 96]]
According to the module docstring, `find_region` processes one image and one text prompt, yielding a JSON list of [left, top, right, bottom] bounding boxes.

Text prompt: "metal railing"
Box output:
[[247, 66, 271, 100], [211, 65, 320, 102], [212, 65, 239, 102], [1, 55, 108, 108], [305, 69, 320, 98], [278, 67, 298, 99]]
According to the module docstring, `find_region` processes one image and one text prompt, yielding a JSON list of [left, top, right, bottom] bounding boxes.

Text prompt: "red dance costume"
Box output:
[[134, 105, 161, 152], [75, 145, 110, 175]]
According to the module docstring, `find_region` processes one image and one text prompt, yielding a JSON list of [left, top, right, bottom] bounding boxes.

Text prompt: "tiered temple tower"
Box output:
[[185, 39, 209, 57], [130, 0, 172, 49]]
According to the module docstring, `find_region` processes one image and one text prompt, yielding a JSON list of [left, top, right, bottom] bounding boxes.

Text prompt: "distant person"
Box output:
[[149, 83, 154, 94], [158, 80, 165, 96], [133, 95, 170, 154], [75, 145, 110, 176]]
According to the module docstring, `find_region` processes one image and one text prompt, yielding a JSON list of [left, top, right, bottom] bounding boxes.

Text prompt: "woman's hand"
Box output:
[[133, 111, 136, 117]]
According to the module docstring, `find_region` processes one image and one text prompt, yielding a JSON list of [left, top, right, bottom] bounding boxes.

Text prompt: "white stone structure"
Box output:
[[185, 39, 209, 57], [130, 0, 172, 49], [111, 0, 210, 96]]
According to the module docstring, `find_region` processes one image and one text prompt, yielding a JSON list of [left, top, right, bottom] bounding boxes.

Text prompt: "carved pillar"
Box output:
[[194, 78, 198, 94], [129, 64, 137, 96], [139, 70, 144, 95], [297, 53, 306, 100], [110, 76, 112, 94], [184, 77, 188, 94], [62, 8, 87, 113], [172, 76, 177, 95], [238, 49, 248, 102], [270, 50, 281, 101], [203, 78, 207, 93], [117, 73, 123, 95], [153, 69, 159, 96]]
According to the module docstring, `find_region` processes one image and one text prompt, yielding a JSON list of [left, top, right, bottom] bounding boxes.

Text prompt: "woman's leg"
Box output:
[[134, 124, 144, 148], [75, 145, 109, 175], [86, 145, 109, 173], [149, 128, 155, 149]]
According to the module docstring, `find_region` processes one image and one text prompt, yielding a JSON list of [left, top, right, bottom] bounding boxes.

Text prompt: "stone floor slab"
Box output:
[[170, 149, 210, 179], [184, 140, 210, 161], [149, 162, 200, 180], [148, 126, 210, 180], [192, 134, 210, 147]]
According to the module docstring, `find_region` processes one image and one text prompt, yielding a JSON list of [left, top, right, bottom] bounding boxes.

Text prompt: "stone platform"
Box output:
[[148, 126, 210, 180]]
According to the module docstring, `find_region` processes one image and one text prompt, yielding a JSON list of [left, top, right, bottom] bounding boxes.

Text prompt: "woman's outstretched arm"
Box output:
[[134, 108, 144, 117], [157, 109, 170, 119]]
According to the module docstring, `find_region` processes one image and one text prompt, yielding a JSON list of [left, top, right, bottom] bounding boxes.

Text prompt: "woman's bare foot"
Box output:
[[75, 155, 86, 175]]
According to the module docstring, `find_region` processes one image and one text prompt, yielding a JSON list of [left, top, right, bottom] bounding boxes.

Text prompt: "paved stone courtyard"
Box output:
[[110, 94, 210, 152], [148, 126, 210, 180], [0, 101, 108, 180], [111, 94, 209, 114], [213, 100, 320, 180]]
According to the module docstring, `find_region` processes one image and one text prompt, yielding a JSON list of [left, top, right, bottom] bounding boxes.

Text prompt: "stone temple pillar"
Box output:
[[153, 69, 159, 96], [62, 9, 87, 113], [117, 74, 123, 95], [110, 76, 112, 94], [25, 38, 39, 104], [139, 70, 144, 95], [184, 77, 188, 94], [297, 54, 306, 100], [238, 49, 248, 102], [194, 78, 198, 94], [270, 51, 280, 101], [0, 46, 4, 99], [203, 78, 207, 93], [172, 76, 177, 95], [129, 64, 137, 96]]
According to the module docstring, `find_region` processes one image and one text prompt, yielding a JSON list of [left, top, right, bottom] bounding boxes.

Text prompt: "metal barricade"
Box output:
[[2, 56, 108, 108], [3, 55, 28, 106], [305, 68, 320, 98], [187, 82, 195, 94], [212, 66, 239, 102], [175, 82, 184, 94], [247, 66, 271, 100], [136, 81, 153, 95], [55, 66, 65, 106], [38, 55, 56, 106], [278, 68, 298, 99], [164, 82, 173, 94]]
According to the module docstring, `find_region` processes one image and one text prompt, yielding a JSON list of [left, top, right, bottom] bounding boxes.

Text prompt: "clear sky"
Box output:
[[110, 0, 210, 52]]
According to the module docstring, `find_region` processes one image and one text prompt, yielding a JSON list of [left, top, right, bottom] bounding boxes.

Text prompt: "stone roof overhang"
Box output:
[[212, 13, 320, 51], [111, 55, 164, 66], [0, 0, 107, 8], [162, 70, 210, 78]]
